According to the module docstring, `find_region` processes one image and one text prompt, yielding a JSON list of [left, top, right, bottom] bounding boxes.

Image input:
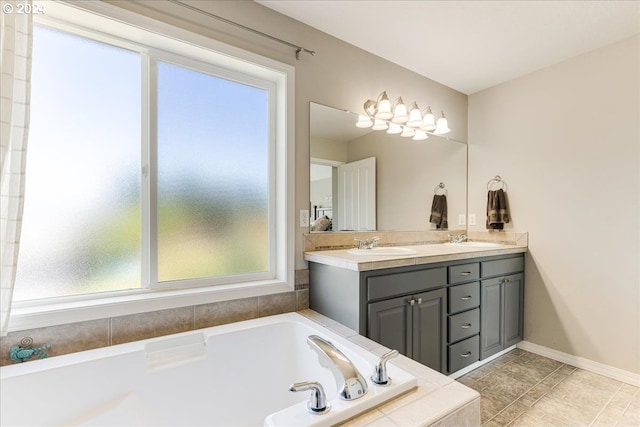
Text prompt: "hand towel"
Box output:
[[486, 189, 510, 230], [430, 194, 448, 229]]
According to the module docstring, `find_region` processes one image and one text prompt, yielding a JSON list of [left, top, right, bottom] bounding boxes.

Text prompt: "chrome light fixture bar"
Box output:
[[357, 91, 452, 141]]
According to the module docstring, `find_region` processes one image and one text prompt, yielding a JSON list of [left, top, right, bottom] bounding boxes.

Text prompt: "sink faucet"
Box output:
[[448, 233, 467, 243], [307, 335, 368, 401], [354, 236, 380, 249]]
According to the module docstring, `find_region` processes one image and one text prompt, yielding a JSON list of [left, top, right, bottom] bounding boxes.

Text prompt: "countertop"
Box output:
[[304, 243, 528, 272]]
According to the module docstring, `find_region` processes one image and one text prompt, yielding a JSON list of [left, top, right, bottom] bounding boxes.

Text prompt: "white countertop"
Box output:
[[304, 243, 528, 272]]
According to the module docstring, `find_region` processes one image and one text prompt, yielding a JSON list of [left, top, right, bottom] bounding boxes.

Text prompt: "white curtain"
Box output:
[[1, 1, 33, 336]]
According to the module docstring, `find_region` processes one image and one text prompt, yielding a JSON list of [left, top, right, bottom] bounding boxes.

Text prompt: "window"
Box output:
[[12, 2, 292, 315]]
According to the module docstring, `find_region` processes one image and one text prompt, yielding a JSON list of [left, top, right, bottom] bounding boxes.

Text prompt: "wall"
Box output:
[[468, 36, 640, 374], [0, 1, 466, 362], [101, 0, 467, 269]]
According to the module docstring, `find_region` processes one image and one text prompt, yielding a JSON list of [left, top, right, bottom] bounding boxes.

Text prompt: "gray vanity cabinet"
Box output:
[[308, 252, 525, 375], [368, 288, 446, 372], [480, 257, 525, 360]]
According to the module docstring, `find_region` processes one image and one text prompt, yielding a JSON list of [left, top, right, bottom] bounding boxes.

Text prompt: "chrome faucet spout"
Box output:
[[448, 233, 467, 243], [306, 335, 368, 401]]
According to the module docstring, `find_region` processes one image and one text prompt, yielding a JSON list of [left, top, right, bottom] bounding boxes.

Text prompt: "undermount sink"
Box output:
[[347, 247, 417, 256], [444, 241, 504, 248]]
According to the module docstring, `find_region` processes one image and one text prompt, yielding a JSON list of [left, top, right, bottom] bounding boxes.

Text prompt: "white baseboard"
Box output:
[[517, 341, 640, 387]]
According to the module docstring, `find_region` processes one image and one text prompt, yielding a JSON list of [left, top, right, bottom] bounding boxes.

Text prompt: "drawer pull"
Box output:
[[460, 296, 472, 300], [460, 352, 472, 358], [460, 272, 471, 276], [461, 323, 472, 329]]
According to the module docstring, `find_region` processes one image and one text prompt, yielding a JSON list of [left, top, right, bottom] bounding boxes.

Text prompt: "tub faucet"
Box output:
[[306, 335, 368, 401], [370, 349, 399, 386], [289, 381, 330, 414]]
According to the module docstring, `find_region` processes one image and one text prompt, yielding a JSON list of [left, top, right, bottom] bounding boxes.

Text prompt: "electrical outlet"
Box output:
[[458, 214, 466, 226], [299, 209, 310, 227], [468, 213, 477, 226]]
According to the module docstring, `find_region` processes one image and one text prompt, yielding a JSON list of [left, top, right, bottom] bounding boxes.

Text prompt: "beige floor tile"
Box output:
[[531, 394, 600, 425], [479, 389, 513, 423], [491, 401, 529, 426], [457, 349, 633, 427]]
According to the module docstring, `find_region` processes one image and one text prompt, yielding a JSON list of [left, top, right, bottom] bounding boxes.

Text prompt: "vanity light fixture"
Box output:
[[387, 123, 403, 134], [357, 92, 451, 139], [433, 111, 451, 135]]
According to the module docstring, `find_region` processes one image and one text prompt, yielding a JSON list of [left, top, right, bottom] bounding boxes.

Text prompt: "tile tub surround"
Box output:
[[457, 349, 640, 426], [304, 231, 528, 252], [0, 284, 309, 366]]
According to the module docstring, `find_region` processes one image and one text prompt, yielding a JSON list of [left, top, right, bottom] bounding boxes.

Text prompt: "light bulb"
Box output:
[[400, 126, 415, 137], [413, 130, 429, 141], [433, 111, 451, 135], [372, 119, 389, 131], [355, 115, 373, 128], [391, 97, 408, 124], [387, 123, 402, 134], [374, 91, 393, 120], [406, 102, 422, 127], [421, 106, 436, 131]]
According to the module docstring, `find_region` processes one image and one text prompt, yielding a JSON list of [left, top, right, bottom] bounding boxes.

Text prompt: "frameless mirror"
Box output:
[[310, 102, 467, 232]]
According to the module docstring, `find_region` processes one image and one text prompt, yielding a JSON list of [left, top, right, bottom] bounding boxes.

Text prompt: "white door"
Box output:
[[336, 157, 376, 230]]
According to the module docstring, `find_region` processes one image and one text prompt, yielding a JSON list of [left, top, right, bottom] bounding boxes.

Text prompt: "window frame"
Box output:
[[9, 1, 294, 331]]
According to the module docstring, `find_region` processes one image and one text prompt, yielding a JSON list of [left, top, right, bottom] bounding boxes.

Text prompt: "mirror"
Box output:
[[310, 102, 467, 232]]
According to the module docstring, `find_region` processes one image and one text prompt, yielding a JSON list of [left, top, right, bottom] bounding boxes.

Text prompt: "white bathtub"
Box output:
[[1, 312, 416, 427]]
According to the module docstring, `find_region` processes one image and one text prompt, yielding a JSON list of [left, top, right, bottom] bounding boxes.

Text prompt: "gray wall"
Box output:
[[468, 35, 639, 375]]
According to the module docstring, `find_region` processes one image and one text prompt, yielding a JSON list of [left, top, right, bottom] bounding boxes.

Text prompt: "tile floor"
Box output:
[[457, 349, 640, 426]]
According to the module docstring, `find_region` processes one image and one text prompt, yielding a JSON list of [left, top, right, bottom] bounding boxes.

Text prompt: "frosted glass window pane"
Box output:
[[14, 25, 141, 300], [157, 61, 269, 282]]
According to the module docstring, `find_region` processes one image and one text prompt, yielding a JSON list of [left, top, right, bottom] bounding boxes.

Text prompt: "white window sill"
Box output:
[[8, 280, 293, 332]]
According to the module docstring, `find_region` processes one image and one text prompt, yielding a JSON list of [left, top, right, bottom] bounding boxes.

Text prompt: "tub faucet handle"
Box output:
[[371, 349, 399, 386], [289, 381, 331, 414]]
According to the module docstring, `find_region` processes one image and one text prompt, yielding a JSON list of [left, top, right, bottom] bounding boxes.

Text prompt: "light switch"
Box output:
[[458, 214, 466, 226], [468, 213, 477, 226], [300, 209, 310, 227]]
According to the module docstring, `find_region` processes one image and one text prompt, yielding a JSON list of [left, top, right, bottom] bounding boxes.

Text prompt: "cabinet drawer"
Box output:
[[448, 282, 479, 314], [448, 308, 480, 343], [367, 267, 446, 301], [448, 263, 480, 284], [448, 334, 480, 373], [481, 256, 524, 278]]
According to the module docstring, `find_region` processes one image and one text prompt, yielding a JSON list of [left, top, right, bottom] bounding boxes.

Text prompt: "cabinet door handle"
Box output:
[[460, 296, 472, 300], [417, 298, 423, 304], [460, 271, 471, 276], [461, 323, 472, 329], [408, 299, 415, 306], [460, 352, 472, 358]]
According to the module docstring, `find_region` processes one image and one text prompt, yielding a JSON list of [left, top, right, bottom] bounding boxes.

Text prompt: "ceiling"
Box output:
[[257, 1, 640, 95]]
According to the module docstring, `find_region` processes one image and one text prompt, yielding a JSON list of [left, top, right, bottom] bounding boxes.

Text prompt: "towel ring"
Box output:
[[487, 175, 508, 191], [433, 182, 448, 196]]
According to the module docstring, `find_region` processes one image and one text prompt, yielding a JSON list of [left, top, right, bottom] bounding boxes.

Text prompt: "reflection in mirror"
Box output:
[[310, 102, 467, 232]]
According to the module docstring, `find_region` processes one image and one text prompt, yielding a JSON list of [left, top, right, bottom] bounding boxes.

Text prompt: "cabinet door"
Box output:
[[412, 288, 447, 372], [481, 278, 503, 359], [368, 296, 412, 357], [504, 273, 524, 347]]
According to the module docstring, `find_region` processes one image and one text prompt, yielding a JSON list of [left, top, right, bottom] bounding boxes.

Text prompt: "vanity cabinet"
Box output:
[[446, 263, 481, 374], [308, 253, 525, 375], [480, 272, 524, 359], [369, 288, 446, 372]]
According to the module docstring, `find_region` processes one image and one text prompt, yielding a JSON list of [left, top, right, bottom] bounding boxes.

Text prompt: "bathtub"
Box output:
[[1, 312, 416, 426]]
